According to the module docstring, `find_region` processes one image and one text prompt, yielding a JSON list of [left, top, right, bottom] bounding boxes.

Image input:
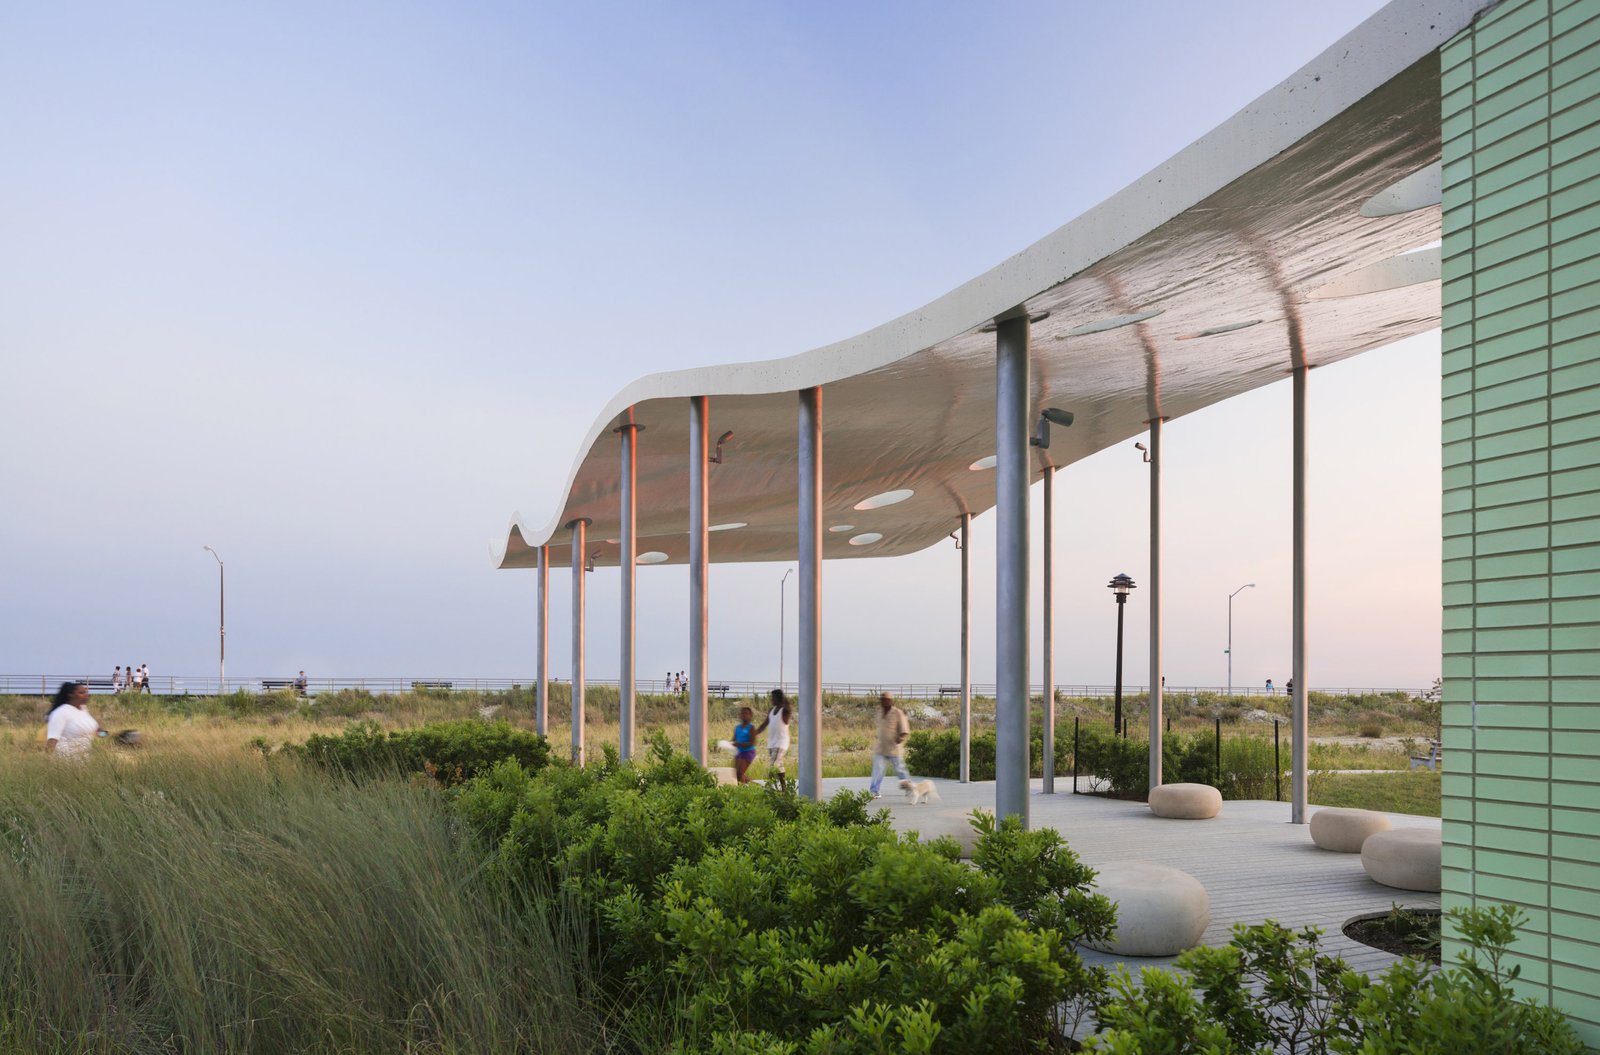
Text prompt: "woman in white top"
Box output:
[[754, 689, 792, 792], [45, 682, 100, 757]]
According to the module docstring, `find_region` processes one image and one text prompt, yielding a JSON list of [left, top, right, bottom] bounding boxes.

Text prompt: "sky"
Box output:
[[0, 0, 1442, 691]]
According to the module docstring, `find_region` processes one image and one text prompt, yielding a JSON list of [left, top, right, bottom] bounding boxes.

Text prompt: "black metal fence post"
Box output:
[[1072, 717, 1080, 794], [1214, 717, 1222, 787], [1274, 719, 1282, 801]]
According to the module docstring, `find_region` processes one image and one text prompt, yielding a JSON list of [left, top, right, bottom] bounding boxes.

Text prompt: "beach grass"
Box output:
[[1309, 768, 1442, 817], [0, 748, 603, 1054]]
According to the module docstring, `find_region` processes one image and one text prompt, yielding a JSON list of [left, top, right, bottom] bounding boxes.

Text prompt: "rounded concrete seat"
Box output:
[[1310, 807, 1392, 853], [1088, 861, 1210, 957], [1148, 782, 1223, 820], [1361, 828, 1441, 891], [709, 766, 739, 786]]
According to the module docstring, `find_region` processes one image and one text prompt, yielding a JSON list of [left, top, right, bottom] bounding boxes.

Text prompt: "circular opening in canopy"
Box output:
[[1058, 309, 1163, 337], [829, 524, 855, 533], [709, 522, 746, 531], [1176, 319, 1262, 340], [1360, 161, 1442, 217], [848, 533, 884, 547], [969, 455, 997, 470], [853, 488, 914, 511], [637, 551, 669, 564]]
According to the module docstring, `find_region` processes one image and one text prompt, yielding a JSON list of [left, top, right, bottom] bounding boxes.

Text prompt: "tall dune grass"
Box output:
[[0, 750, 602, 1053]]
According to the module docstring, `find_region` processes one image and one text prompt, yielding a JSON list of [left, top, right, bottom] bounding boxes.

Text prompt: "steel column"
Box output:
[[959, 512, 972, 783], [1042, 466, 1056, 794], [569, 518, 589, 765], [688, 396, 710, 766], [797, 387, 823, 800], [1291, 366, 1309, 823], [535, 544, 549, 736], [618, 422, 639, 760], [1148, 417, 1164, 790], [995, 313, 1030, 826]]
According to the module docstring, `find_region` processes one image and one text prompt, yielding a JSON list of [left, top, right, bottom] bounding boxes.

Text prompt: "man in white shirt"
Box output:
[[137, 664, 150, 694], [112, 666, 124, 693]]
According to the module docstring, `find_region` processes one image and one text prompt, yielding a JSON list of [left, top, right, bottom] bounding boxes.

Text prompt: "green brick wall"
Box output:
[[1441, 0, 1600, 1044]]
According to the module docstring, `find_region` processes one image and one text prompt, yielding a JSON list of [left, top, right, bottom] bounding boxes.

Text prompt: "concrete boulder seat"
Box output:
[[1310, 807, 1392, 853], [1148, 782, 1223, 820], [1088, 861, 1210, 957], [709, 766, 739, 786], [1361, 828, 1442, 891]]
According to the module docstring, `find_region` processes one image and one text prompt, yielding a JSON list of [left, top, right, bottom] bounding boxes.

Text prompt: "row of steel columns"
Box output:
[[527, 313, 1313, 827]]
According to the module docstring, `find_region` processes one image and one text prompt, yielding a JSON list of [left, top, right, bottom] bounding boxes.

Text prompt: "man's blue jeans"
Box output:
[[869, 753, 911, 794]]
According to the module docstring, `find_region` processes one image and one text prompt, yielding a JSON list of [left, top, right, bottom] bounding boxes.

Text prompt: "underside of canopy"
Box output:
[[496, 0, 1492, 571]]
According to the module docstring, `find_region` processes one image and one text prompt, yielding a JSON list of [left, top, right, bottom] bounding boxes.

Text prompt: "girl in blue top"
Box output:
[[732, 706, 757, 783]]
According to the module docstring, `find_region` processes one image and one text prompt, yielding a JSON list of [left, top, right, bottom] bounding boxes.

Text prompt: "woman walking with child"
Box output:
[[754, 689, 791, 791]]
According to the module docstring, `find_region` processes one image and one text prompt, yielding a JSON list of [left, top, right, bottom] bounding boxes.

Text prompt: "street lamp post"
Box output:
[[779, 568, 794, 690], [1108, 573, 1135, 736], [203, 546, 225, 693], [1226, 583, 1255, 696]]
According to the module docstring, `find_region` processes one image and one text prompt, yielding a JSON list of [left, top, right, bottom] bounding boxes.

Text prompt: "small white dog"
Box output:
[[899, 779, 939, 805]]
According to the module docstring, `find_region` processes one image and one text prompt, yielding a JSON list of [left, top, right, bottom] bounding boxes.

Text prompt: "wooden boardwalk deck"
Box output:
[[818, 776, 1440, 977]]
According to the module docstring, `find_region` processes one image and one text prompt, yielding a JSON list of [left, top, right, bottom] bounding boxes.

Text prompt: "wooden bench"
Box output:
[[261, 679, 308, 695], [412, 680, 454, 691], [1409, 741, 1443, 771], [83, 678, 117, 694], [709, 683, 731, 697], [939, 686, 962, 697]]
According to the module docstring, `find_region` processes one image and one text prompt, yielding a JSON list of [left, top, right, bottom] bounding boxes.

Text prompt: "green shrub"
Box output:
[[905, 728, 967, 779], [1087, 905, 1582, 1054], [904, 728, 1077, 783], [454, 740, 1115, 1052], [289, 719, 550, 785], [1075, 729, 1150, 799], [907, 728, 1281, 802]]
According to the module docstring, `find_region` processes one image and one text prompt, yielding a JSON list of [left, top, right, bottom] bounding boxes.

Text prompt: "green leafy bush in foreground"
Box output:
[[1088, 904, 1582, 1055], [455, 737, 1115, 1052], [289, 718, 550, 785]]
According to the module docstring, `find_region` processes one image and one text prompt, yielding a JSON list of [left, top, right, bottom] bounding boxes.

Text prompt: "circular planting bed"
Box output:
[[1343, 905, 1441, 965]]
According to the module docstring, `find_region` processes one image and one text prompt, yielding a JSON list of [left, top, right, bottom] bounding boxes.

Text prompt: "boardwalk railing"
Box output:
[[1, 674, 1427, 700]]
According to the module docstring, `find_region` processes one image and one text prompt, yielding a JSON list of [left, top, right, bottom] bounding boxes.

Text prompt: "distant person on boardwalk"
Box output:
[[294, 670, 308, 696], [731, 706, 758, 783], [46, 682, 100, 757], [868, 692, 912, 799], [1265, 678, 1274, 694], [755, 689, 791, 792], [1286, 678, 1293, 698], [112, 666, 124, 694], [137, 663, 151, 694]]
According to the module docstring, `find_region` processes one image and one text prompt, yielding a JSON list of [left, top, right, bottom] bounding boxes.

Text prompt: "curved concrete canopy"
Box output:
[[498, 0, 1490, 571]]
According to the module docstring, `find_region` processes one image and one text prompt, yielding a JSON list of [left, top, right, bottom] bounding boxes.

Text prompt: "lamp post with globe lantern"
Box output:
[[1109, 573, 1136, 736]]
